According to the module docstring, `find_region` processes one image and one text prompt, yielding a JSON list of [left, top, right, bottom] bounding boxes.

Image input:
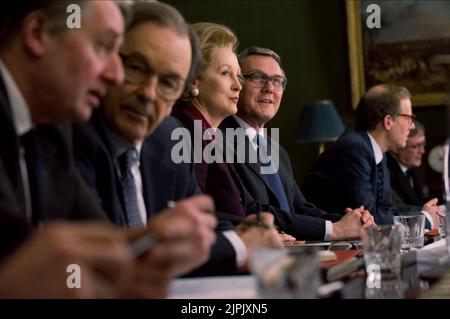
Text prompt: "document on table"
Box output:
[[168, 275, 258, 299]]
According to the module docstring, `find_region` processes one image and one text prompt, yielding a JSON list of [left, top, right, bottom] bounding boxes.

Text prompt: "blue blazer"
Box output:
[[302, 128, 407, 225]]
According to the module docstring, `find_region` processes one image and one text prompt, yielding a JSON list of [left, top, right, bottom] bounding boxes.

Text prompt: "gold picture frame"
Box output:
[[346, 0, 450, 109]]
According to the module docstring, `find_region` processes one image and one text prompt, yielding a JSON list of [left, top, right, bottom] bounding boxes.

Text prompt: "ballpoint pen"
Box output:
[[129, 233, 157, 258], [128, 200, 177, 258]]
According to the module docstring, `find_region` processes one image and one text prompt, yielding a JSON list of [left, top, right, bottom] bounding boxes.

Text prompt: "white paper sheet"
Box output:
[[168, 275, 258, 299]]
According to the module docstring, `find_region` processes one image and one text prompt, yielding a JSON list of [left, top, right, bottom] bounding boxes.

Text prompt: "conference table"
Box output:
[[169, 238, 450, 299]]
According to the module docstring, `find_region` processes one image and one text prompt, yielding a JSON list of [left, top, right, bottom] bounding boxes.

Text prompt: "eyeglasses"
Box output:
[[406, 142, 426, 150], [396, 113, 416, 124], [242, 72, 287, 90], [119, 52, 185, 101]]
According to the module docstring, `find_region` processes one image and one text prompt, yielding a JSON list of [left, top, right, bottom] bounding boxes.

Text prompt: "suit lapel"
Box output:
[[89, 112, 128, 224], [410, 170, 424, 202], [222, 116, 286, 206], [140, 131, 176, 217], [140, 139, 156, 216], [387, 153, 422, 205], [356, 130, 383, 207], [0, 75, 26, 214], [222, 117, 268, 185], [398, 170, 417, 202]]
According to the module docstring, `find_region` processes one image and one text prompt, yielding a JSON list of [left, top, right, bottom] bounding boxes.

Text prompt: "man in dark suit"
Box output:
[[220, 46, 375, 241], [74, 114, 201, 226], [73, 3, 280, 275], [387, 121, 444, 222], [0, 0, 124, 254], [302, 84, 444, 227], [0, 1, 216, 297], [388, 120, 428, 207]]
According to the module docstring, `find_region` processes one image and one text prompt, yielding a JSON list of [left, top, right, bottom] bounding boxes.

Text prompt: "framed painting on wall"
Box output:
[[346, 0, 450, 109]]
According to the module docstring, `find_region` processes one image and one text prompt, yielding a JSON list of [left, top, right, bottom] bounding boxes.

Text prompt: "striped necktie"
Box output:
[[118, 148, 143, 228]]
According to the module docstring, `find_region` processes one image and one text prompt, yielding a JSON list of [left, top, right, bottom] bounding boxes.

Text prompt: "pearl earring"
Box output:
[[191, 87, 199, 97]]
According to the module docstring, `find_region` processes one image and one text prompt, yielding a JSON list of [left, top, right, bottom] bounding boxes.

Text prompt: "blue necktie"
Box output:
[[118, 148, 143, 228], [255, 134, 291, 213]]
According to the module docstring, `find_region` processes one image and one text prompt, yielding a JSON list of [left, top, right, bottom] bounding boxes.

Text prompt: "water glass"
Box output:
[[250, 247, 321, 299], [363, 225, 402, 282], [393, 215, 425, 250]]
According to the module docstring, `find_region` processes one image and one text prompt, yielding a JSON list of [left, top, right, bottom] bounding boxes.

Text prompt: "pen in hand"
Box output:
[[131, 198, 222, 258], [129, 200, 178, 258], [129, 233, 157, 258]]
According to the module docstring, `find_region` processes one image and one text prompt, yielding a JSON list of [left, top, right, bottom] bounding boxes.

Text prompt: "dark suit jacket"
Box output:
[[0, 212, 31, 264], [73, 112, 238, 276], [387, 152, 425, 207], [73, 111, 201, 225], [302, 128, 405, 225], [0, 72, 107, 262], [220, 116, 341, 240]]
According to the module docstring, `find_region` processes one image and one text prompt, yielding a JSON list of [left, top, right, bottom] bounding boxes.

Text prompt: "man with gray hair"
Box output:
[[388, 120, 440, 214], [220, 46, 376, 241], [74, 5, 285, 276], [0, 1, 216, 297], [73, 0, 205, 233]]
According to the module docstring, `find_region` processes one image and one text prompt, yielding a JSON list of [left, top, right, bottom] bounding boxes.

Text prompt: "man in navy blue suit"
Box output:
[[73, 3, 282, 276], [302, 84, 443, 227]]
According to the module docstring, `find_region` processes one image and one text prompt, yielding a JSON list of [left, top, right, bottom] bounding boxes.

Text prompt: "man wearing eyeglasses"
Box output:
[[303, 84, 443, 228], [73, 2, 202, 226], [72, 2, 223, 280], [387, 121, 443, 216], [220, 46, 375, 241]]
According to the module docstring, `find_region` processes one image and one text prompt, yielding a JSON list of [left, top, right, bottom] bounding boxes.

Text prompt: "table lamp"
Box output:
[[293, 100, 345, 153]]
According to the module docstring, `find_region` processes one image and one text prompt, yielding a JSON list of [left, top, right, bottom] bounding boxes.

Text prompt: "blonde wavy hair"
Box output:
[[192, 22, 239, 75]]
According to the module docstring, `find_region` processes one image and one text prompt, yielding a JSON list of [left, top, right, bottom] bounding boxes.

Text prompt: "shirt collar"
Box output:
[[233, 115, 265, 146], [392, 155, 409, 174], [102, 120, 143, 162], [367, 132, 384, 164], [0, 59, 33, 136], [398, 162, 409, 174]]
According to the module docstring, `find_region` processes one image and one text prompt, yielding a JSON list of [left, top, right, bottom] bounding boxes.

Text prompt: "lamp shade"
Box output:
[[293, 100, 345, 143]]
